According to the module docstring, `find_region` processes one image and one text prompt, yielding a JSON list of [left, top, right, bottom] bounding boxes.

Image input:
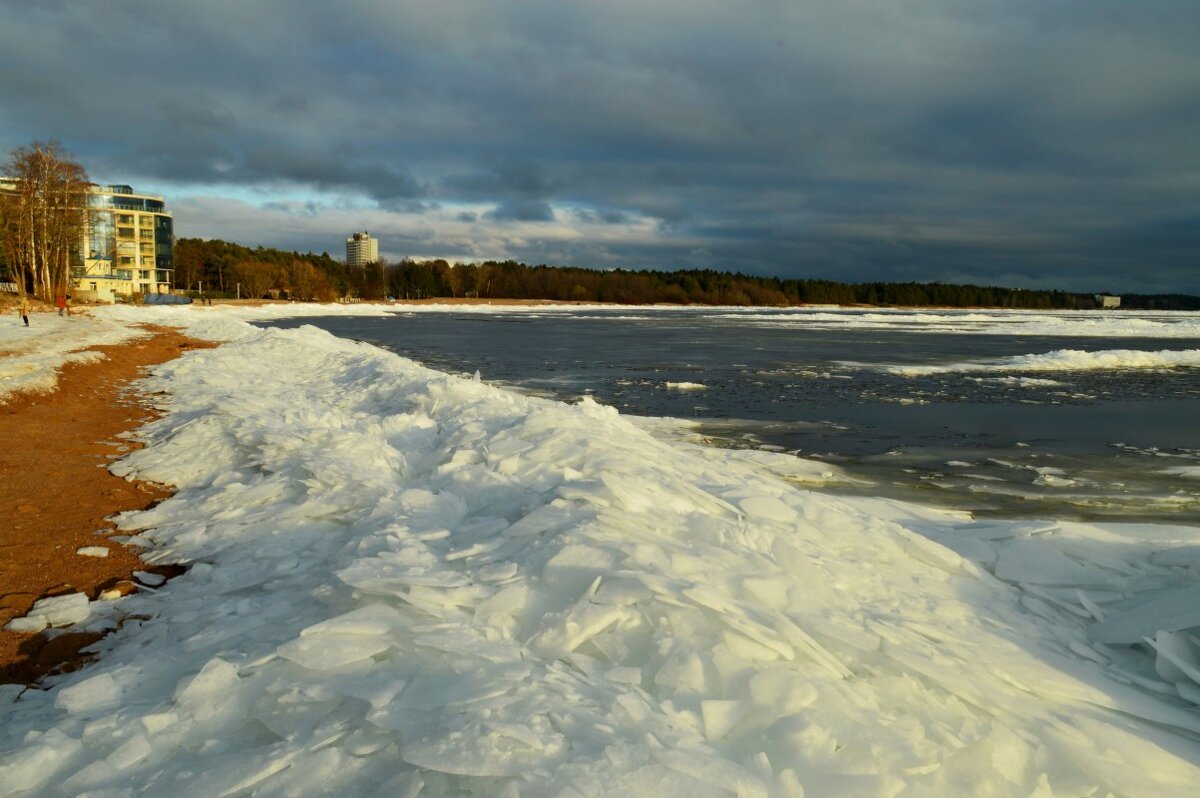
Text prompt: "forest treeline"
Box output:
[[174, 238, 1196, 309]]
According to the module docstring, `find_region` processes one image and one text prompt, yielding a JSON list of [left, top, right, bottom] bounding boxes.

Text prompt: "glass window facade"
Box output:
[[110, 198, 165, 212], [88, 213, 114, 260], [154, 215, 173, 275]]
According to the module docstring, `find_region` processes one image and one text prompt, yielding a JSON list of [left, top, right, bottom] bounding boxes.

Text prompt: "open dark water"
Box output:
[[268, 309, 1200, 523]]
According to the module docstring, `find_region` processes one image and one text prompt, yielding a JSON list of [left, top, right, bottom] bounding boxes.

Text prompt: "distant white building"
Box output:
[[1094, 294, 1122, 309], [346, 231, 379, 268]]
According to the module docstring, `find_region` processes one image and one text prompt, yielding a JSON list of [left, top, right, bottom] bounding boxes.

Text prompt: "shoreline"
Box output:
[[0, 326, 211, 685], [96, 296, 1149, 312], [1, 305, 1198, 794]]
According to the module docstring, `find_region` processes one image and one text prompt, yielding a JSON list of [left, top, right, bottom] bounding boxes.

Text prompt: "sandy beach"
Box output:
[[0, 324, 209, 684]]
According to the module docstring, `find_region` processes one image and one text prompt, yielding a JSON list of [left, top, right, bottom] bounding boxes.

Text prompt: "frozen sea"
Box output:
[[270, 306, 1200, 524], [2, 303, 1200, 797]]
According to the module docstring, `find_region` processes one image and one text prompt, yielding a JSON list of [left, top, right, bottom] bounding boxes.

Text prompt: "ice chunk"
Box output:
[[60, 759, 122, 795], [141, 711, 180, 736], [701, 699, 747, 740], [528, 602, 636, 656], [737, 495, 798, 523], [397, 714, 567, 777], [741, 576, 793, 610], [542, 544, 620, 595], [1089, 584, 1200, 644], [107, 732, 153, 769], [660, 749, 768, 798], [133, 570, 166, 586], [76, 546, 110, 558], [4, 616, 47, 633], [175, 657, 241, 707], [603, 763, 733, 798], [748, 668, 818, 716], [0, 729, 84, 793], [298, 603, 405, 637], [19, 592, 92, 627], [56, 672, 124, 715], [995, 539, 1118, 588], [277, 633, 394, 670], [936, 534, 997, 565], [1147, 630, 1200, 687]]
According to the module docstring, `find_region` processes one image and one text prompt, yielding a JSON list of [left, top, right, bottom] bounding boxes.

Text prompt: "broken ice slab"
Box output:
[[133, 570, 167, 586], [952, 520, 1058, 541], [7, 592, 92, 630], [1089, 584, 1200, 644], [994, 539, 1130, 588], [55, 672, 124, 715], [1147, 630, 1200, 688], [276, 633, 394, 671], [4, 616, 48, 633]]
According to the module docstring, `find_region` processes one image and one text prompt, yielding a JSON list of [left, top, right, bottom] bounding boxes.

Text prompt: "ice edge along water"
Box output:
[[1, 306, 1199, 797]]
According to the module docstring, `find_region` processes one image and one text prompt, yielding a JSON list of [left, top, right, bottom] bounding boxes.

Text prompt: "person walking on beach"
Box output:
[[56, 293, 66, 316], [17, 295, 31, 326]]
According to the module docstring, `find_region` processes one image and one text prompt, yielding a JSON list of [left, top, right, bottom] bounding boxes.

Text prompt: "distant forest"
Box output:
[[173, 238, 1200, 310]]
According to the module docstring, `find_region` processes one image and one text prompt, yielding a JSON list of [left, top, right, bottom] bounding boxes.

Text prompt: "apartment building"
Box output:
[[346, 231, 378, 268], [77, 185, 174, 301]]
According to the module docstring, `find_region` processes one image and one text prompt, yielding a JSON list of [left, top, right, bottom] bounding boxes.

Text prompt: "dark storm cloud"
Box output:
[[445, 159, 557, 200], [238, 147, 427, 204], [487, 200, 556, 223], [1, 1, 1197, 292]]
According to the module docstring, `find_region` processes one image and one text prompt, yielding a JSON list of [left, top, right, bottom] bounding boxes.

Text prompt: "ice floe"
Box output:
[[708, 307, 1200, 339], [879, 347, 1200, 376], [970, 376, 1066, 387]]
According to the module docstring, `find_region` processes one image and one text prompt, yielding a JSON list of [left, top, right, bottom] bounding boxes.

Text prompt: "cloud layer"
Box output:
[[2, 1, 1197, 292]]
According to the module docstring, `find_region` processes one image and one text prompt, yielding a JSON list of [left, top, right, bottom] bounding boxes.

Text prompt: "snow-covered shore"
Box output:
[[3, 305, 1200, 796], [0, 312, 149, 403]]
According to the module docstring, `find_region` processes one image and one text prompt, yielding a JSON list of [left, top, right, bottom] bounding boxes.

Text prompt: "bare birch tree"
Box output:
[[0, 141, 89, 301]]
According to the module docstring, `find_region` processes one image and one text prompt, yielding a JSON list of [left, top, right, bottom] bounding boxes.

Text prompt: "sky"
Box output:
[[1, 1, 1197, 294]]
